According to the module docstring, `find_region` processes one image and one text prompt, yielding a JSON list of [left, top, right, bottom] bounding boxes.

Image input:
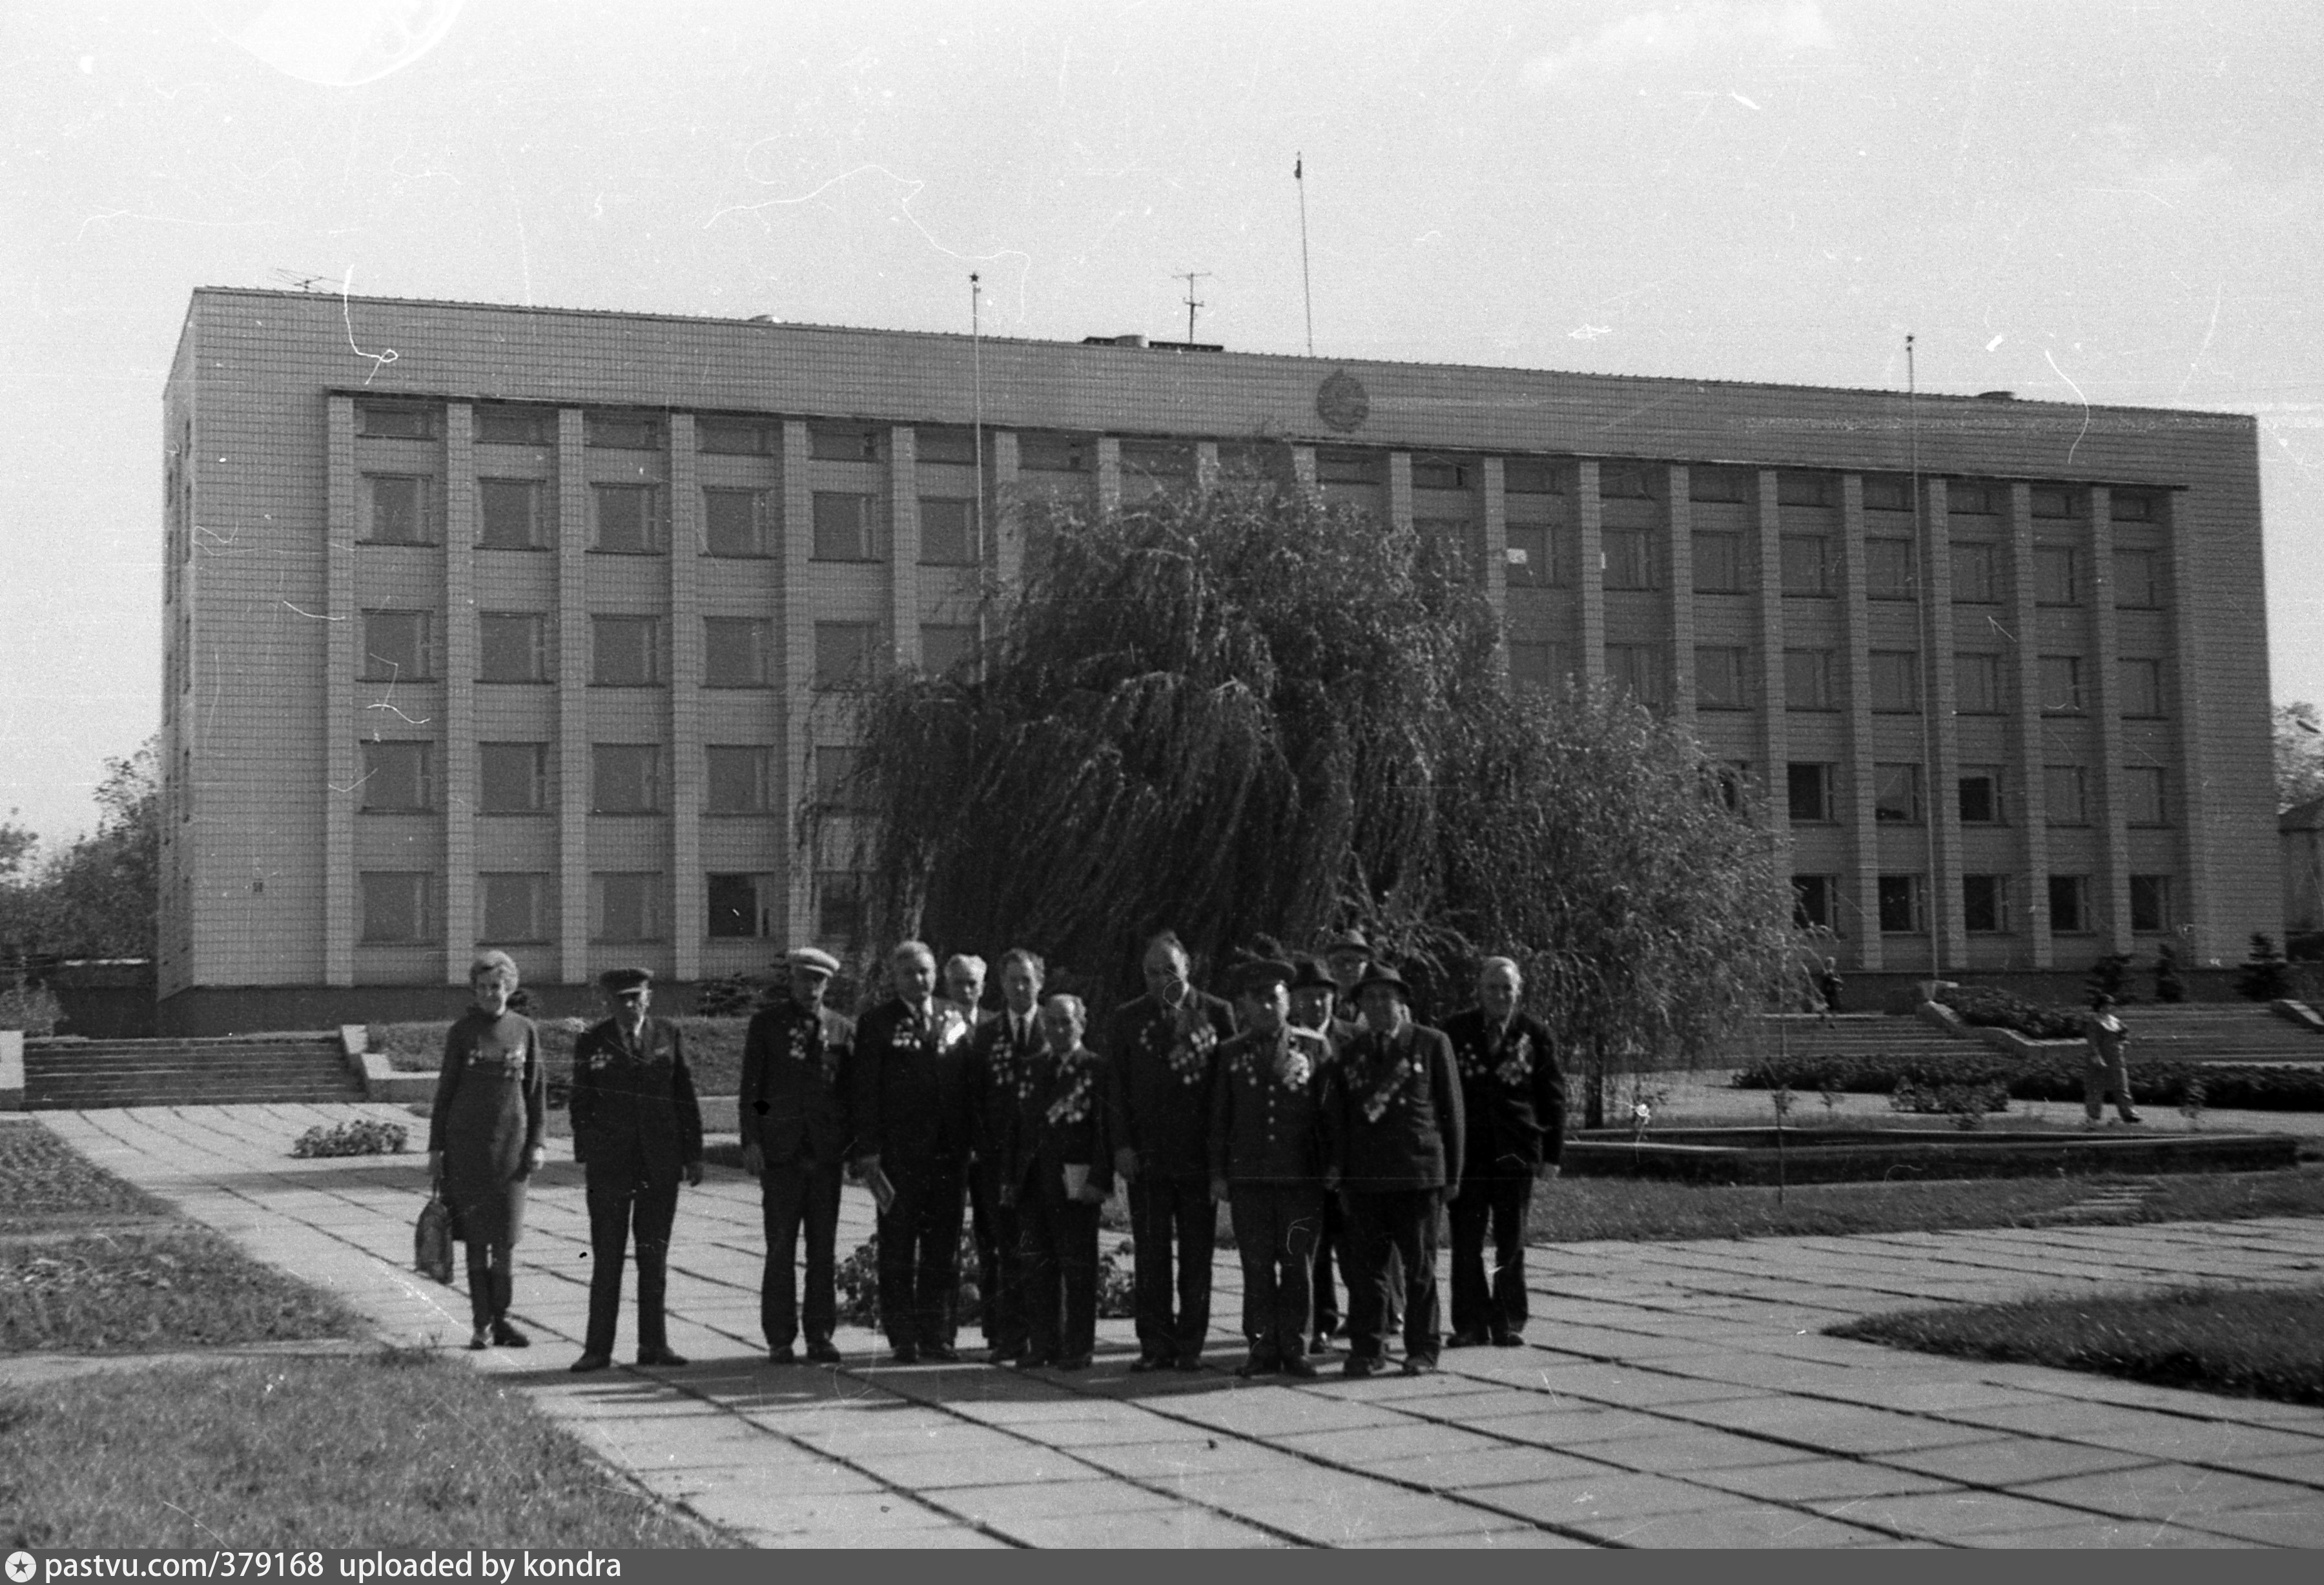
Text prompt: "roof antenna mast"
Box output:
[[1295, 154, 1315, 356], [1175, 271, 1209, 345], [971, 272, 985, 567]]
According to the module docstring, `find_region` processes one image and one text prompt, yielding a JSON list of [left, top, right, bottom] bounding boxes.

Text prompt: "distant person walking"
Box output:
[[2082, 994, 2141, 1127], [427, 950, 547, 1352]]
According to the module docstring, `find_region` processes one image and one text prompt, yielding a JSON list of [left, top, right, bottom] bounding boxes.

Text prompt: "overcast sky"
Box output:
[[2, 0, 2318, 845]]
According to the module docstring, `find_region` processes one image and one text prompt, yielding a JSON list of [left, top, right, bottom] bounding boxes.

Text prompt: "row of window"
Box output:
[[357, 869, 863, 946], [364, 405, 978, 464], [1781, 761, 2170, 828], [356, 741, 869, 815], [362, 475, 987, 563], [1793, 873, 2175, 937], [1510, 644, 2164, 719], [362, 612, 971, 690]]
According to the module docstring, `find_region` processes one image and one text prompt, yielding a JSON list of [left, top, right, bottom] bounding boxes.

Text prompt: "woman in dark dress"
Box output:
[[427, 950, 548, 1350]]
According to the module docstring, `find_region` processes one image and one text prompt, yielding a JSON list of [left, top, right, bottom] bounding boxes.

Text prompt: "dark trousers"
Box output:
[[583, 1171, 678, 1357], [759, 1158, 842, 1351], [971, 1166, 1027, 1354], [1311, 1189, 1344, 1336], [1018, 1166, 1100, 1362], [876, 1161, 965, 1351], [462, 1240, 513, 1331], [1128, 1170, 1215, 1360], [1230, 1185, 1323, 1362], [1449, 1163, 1535, 1338], [1344, 1188, 1443, 1364]]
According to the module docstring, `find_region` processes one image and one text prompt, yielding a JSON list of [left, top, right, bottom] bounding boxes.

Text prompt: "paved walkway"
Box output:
[[23, 1103, 2324, 1549]]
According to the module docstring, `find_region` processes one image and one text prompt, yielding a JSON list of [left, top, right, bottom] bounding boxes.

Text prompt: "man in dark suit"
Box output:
[[849, 939, 976, 1364], [1326, 964, 1463, 1377], [1104, 930, 1237, 1371], [1440, 956, 1566, 1347], [568, 968, 704, 1373], [963, 948, 1047, 1364], [739, 946, 854, 1365], [1288, 956, 1350, 1355]]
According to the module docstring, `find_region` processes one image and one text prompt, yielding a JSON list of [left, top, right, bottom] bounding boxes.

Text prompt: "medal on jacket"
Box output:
[[1152, 1007, 1217, 1087], [1359, 1041, 1413, 1123], [1045, 1054, 1095, 1127]]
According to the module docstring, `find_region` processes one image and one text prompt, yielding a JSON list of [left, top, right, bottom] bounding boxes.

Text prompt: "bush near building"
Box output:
[[1935, 984, 2085, 1040], [1735, 1050, 2324, 1111], [373, 1017, 749, 1100]]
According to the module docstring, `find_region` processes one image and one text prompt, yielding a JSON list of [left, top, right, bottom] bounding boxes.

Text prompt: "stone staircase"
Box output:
[[21, 1033, 365, 1110], [1750, 1013, 1973, 1071], [2099, 1005, 2324, 1065]]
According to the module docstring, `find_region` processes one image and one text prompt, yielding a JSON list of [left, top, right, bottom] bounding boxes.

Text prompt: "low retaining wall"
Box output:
[[1564, 1125, 2299, 1185]]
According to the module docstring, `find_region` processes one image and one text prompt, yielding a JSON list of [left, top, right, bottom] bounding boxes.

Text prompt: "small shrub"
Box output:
[[1889, 1078, 2008, 1120], [2085, 954, 2134, 1005], [291, 1119, 409, 1158], [2239, 934, 2292, 1002], [2179, 1075, 2207, 1132], [0, 978, 63, 1036], [1937, 985, 2083, 1040], [1740, 1049, 2324, 1112], [2154, 945, 2186, 1004], [692, 974, 770, 1018]]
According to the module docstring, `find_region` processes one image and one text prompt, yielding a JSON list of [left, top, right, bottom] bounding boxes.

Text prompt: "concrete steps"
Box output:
[[1753, 1014, 1972, 1070], [2095, 1005, 2324, 1064], [22, 1034, 364, 1110]]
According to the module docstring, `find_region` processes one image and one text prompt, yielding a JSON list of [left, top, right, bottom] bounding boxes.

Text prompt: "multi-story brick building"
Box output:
[[158, 287, 2274, 1029]]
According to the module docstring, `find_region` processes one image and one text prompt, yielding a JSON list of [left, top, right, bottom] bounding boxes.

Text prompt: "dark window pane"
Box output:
[[2049, 875, 2090, 934], [1877, 875, 1921, 933], [478, 743, 546, 813], [594, 484, 661, 553], [480, 874, 547, 941], [478, 478, 542, 548], [706, 874, 763, 939], [703, 489, 765, 556], [359, 405, 437, 440], [475, 407, 551, 445], [704, 618, 767, 688], [479, 613, 544, 683], [360, 742, 431, 812], [704, 746, 769, 814], [593, 617, 658, 685], [1692, 531, 1743, 593], [920, 498, 977, 565], [592, 744, 661, 813], [1787, 762, 1832, 823], [362, 610, 429, 680], [367, 475, 428, 544], [587, 413, 661, 450], [360, 873, 431, 941], [814, 623, 875, 690], [1866, 538, 1915, 599], [813, 493, 874, 560], [697, 418, 772, 455]]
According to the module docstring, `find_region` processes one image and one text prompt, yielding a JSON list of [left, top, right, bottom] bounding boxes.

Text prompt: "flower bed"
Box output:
[[1734, 1049, 2324, 1111], [1935, 984, 2084, 1040]]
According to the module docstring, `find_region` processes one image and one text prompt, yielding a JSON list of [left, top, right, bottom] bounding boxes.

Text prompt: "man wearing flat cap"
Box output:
[[1442, 956, 1566, 1347], [1325, 963, 1463, 1376], [569, 968, 704, 1372], [1210, 958, 1331, 1378], [740, 946, 855, 1364], [1288, 956, 1352, 1353]]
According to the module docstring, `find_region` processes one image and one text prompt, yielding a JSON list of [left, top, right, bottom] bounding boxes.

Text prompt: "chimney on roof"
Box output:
[[1975, 390, 2016, 400], [1082, 333, 1147, 348]]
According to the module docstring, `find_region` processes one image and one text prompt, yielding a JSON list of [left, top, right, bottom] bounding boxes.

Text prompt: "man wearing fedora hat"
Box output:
[[1326, 963, 1464, 1376], [1289, 956, 1352, 1353], [740, 946, 855, 1364], [569, 968, 704, 1372]]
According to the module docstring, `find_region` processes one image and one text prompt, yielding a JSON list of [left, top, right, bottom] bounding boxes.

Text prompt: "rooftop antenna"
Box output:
[[270, 268, 331, 292], [1294, 155, 1314, 356], [1174, 271, 1209, 345], [971, 272, 985, 569], [1909, 331, 1942, 980]]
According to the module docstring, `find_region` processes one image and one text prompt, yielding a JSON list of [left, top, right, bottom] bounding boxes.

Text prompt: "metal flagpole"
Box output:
[[1910, 332, 1941, 981], [1295, 156, 1314, 356], [971, 272, 985, 563]]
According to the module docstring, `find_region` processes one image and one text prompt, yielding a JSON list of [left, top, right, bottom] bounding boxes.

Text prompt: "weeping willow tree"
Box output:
[[816, 480, 1793, 1091]]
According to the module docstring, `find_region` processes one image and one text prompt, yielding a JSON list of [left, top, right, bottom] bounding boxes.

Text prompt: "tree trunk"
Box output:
[[1583, 1035, 1607, 1131]]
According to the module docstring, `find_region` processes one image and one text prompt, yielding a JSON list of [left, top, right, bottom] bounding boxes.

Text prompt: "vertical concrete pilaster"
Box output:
[[1577, 460, 1605, 683], [2161, 493, 2211, 963], [2087, 487, 2132, 952], [1481, 458, 1508, 675], [668, 414, 701, 982], [442, 403, 477, 981], [556, 409, 591, 983], [1388, 452, 1413, 531], [1755, 469, 1790, 871], [1095, 435, 1121, 515], [781, 419, 815, 945], [1193, 440, 1220, 492], [325, 396, 357, 988], [1839, 475, 1879, 969], [1926, 480, 1965, 968], [990, 430, 1023, 588], [2008, 483, 2053, 968], [890, 426, 921, 671], [1666, 464, 1696, 733]]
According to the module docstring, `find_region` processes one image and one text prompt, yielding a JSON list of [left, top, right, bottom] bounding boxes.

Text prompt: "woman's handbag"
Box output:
[[415, 1190, 457, 1284]]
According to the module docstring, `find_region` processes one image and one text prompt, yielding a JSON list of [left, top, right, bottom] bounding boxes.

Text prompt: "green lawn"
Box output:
[[0, 1351, 734, 1549], [1829, 1285, 2324, 1407], [0, 1117, 172, 1232]]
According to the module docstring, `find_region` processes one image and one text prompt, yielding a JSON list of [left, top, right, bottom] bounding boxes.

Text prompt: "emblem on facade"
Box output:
[[1315, 369, 1370, 433]]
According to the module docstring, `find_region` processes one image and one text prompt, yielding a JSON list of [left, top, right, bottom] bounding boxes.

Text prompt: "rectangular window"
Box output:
[[2130, 874, 2174, 934], [1877, 874, 1924, 934], [1874, 763, 1922, 825], [477, 478, 544, 549], [704, 745, 774, 815], [2126, 764, 2168, 826], [2120, 657, 2164, 718], [812, 492, 876, 560], [810, 424, 882, 463], [1780, 535, 1831, 595], [920, 498, 979, 566], [704, 617, 772, 688], [2115, 547, 2161, 608], [1692, 531, 1743, 593], [1962, 874, 2011, 934], [1793, 874, 1837, 933], [697, 416, 774, 455], [592, 873, 662, 943], [1504, 522, 1559, 586], [1778, 472, 1833, 508], [478, 742, 548, 814], [1787, 762, 1835, 823], [1690, 467, 1747, 504], [2112, 493, 2157, 523], [478, 613, 547, 684], [917, 427, 978, 465], [360, 872, 433, 943], [1951, 541, 1999, 604], [2046, 765, 2090, 825], [361, 609, 431, 681], [360, 742, 433, 812], [813, 622, 877, 690], [592, 616, 661, 686], [814, 871, 865, 945], [1959, 770, 2003, 824], [1956, 652, 2004, 715], [1603, 527, 1655, 590], [1695, 646, 1749, 710], [480, 874, 550, 943], [364, 475, 432, 545], [2049, 874, 2091, 934], [2040, 655, 2084, 713], [1866, 539, 1915, 600], [1411, 458, 1468, 491], [591, 744, 661, 814], [2035, 544, 2080, 605], [1869, 649, 1920, 713], [1607, 643, 1665, 707], [1507, 640, 1565, 693], [1709, 761, 1753, 813], [816, 745, 867, 809], [702, 488, 769, 557], [1862, 475, 1911, 512], [2031, 486, 2077, 520], [586, 413, 661, 451], [1784, 649, 1834, 711], [1503, 458, 1565, 496], [707, 873, 777, 939], [1599, 464, 1654, 500], [1322, 448, 1380, 486], [474, 407, 552, 446], [358, 404, 437, 440], [921, 623, 979, 677], [1949, 481, 1999, 516], [593, 484, 663, 553]]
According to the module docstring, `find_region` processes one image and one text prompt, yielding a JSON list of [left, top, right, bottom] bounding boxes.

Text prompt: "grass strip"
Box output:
[[0, 1227, 362, 1353], [0, 1118, 171, 1231], [1828, 1284, 2324, 1407], [0, 1351, 734, 1549]]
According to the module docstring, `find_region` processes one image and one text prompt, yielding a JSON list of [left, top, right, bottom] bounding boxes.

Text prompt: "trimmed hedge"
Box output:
[[373, 1017, 750, 1104], [1735, 1049, 2324, 1112], [1936, 984, 2084, 1041]]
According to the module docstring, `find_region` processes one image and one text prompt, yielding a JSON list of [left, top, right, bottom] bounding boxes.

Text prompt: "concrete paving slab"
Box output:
[[1364, 1526, 1595, 1548], [1685, 1458, 1962, 1505], [1272, 1419, 1503, 1462], [2176, 1506, 2324, 1547], [1578, 1429, 1822, 1473], [1879, 1436, 2157, 1487], [995, 1508, 1288, 1548], [1807, 1489, 2110, 1539], [1474, 1470, 1731, 1527], [1462, 1406, 1705, 1447], [1959, 1520, 2257, 1549], [2208, 1447, 2324, 1486], [2008, 1463, 2319, 1523], [842, 1444, 1117, 1491], [1359, 1445, 1621, 1491], [1068, 1437, 1304, 1480], [1574, 1503, 1898, 1549]]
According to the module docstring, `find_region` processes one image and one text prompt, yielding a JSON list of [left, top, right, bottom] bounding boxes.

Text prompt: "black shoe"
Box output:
[[1055, 1354, 1093, 1371], [766, 1345, 799, 1365], [1280, 1355, 1320, 1378], [1445, 1330, 1488, 1349], [1018, 1353, 1056, 1369], [2121, 1113, 2143, 1125], [635, 1347, 688, 1367], [490, 1320, 531, 1349], [1342, 1355, 1389, 1378], [805, 1340, 842, 1364], [1127, 1353, 1172, 1373], [987, 1347, 1020, 1365], [1401, 1355, 1441, 1375], [1491, 1330, 1523, 1347], [570, 1351, 612, 1373], [1235, 1355, 1280, 1379], [468, 1328, 491, 1351], [1173, 1355, 1203, 1372], [921, 1342, 962, 1363], [889, 1344, 920, 1365], [1308, 1333, 1335, 1355]]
